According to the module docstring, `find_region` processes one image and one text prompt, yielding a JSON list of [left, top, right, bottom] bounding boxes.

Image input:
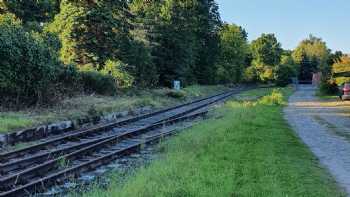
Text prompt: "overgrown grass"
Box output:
[[0, 85, 230, 134], [0, 113, 36, 133], [81, 87, 345, 197]]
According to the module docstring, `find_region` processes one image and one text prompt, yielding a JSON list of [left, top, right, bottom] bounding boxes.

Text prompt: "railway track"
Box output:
[[0, 87, 247, 196]]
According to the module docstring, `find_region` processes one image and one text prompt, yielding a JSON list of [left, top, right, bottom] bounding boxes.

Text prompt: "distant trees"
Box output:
[[251, 33, 283, 82], [332, 55, 350, 85], [2, 0, 344, 105], [292, 35, 330, 80], [216, 24, 249, 83], [274, 55, 298, 86]]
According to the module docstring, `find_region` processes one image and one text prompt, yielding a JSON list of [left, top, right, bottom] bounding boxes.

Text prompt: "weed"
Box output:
[[259, 89, 285, 105]]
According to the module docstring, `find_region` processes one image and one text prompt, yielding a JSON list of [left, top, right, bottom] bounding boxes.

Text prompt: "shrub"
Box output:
[[56, 64, 82, 94], [259, 66, 274, 82], [243, 65, 258, 83], [166, 90, 186, 99], [101, 60, 134, 89], [259, 89, 284, 105], [80, 71, 116, 95], [319, 80, 339, 95], [0, 13, 62, 105], [274, 64, 294, 87]]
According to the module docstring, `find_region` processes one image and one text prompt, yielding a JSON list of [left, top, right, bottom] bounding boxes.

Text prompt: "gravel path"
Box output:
[[284, 85, 350, 195]]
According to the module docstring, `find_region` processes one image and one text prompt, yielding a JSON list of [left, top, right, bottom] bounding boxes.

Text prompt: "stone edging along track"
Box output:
[[0, 107, 153, 147]]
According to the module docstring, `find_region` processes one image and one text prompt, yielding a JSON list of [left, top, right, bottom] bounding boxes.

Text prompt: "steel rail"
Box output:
[[0, 110, 206, 197], [0, 87, 247, 196], [0, 88, 236, 162]]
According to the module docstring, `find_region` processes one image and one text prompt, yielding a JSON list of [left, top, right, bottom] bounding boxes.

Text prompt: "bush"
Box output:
[[0, 14, 63, 105], [259, 66, 275, 82], [274, 64, 294, 87], [166, 90, 186, 99], [243, 65, 258, 83], [80, 71, 117, 95], [101, 60, 134, 89], [319, 80, 339, 95], [259, 89, 284, 105]]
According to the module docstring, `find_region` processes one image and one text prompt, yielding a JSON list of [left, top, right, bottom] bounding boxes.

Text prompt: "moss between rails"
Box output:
[[80, 87, 345, 197], [0, 85, 230, 134]]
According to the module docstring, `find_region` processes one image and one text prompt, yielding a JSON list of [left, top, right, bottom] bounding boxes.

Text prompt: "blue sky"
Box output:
[[216, 0, 349, 53]]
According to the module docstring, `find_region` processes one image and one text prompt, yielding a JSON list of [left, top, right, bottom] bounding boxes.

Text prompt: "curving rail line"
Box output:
[[0, 87, 249, 196]]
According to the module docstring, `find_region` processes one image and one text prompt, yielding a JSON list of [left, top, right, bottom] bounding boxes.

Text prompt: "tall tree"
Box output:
[[193, 0, 222, 84], [158, 0, 200, 86], [251, 33, 282, 81], [128, 0, 162, 87], [292, 35, 330, 80], [0, 0, 59, 23], [332, 55, 350, 85], [133, 0, 222, 86], [47, 0, 131, 69], [216, 23, 249, 83]]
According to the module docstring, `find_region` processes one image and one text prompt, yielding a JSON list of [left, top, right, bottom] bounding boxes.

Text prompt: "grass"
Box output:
[[0, 85, 230, 134], [80, 87, 345, 197], [0, 113, 35, 133]]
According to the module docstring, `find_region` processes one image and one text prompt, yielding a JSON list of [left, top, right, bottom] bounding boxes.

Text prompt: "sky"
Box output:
[[216, 0, 350, 53]]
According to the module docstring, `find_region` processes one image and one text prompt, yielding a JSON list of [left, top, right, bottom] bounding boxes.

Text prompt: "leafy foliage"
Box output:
[[332, 55, 350, 85], [0, 0, 342, 107], [216, 23, 249, 83], [292, 35, 330, 80], [274, 55, 298, 87], [130, 0, 223, 86], [0, 13, 62, 104], [0, 0, 59, 23], [319, 80, 339, 95], [80, 71, 117, 95], [101, 60, 134, 89], [251, 33, 282, 66], [259, 89, 284, 105], [48, 0, 131, 69], [243, 65, 258, 83], [251, 33, 282, 82]]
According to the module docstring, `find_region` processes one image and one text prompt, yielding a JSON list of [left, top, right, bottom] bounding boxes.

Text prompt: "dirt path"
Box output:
[[284, 85, 350, 195]]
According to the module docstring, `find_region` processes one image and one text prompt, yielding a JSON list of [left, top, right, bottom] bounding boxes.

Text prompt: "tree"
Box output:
[[216, 23, 249, 83], [47, 0, 131, 69], [0, 0, 59, 23], [193, 0, 222, 84], [274, 55, 298, 86], [332, 55, 350, 85], [251, 33, 282, 66], [251, 33, 282, 81], [292, 35, 330, 80], [154, 0, 199, 86], [128, 0, 161, 87], [328, 50, 343, 66], [0, 13, 63, 104], [130, 0, 223, 86]]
